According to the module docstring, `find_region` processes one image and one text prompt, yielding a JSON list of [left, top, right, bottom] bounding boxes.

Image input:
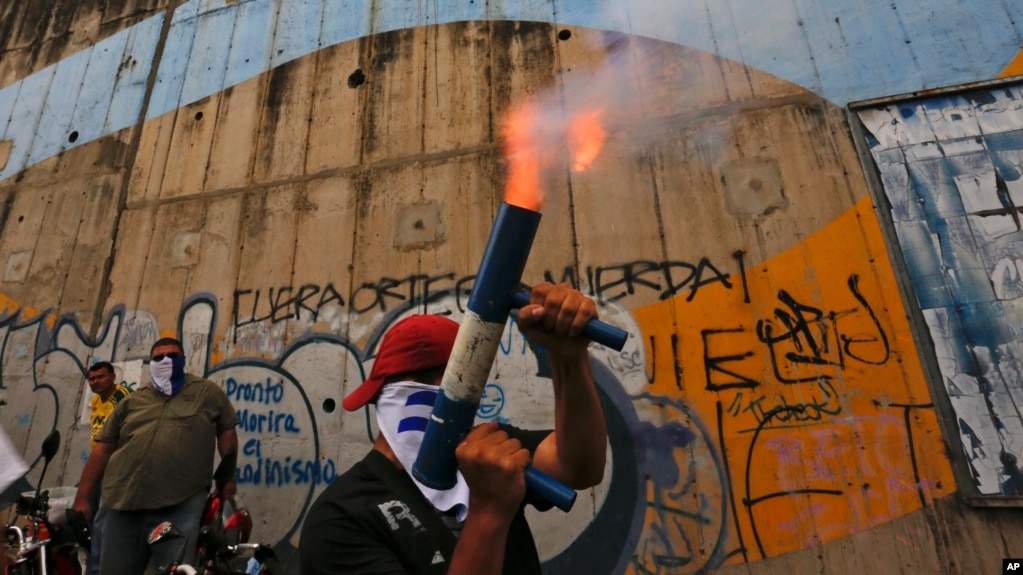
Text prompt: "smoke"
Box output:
[[498, 0, 711, 206], [601, 0, 696, 47], [499, 28, 644, 209]]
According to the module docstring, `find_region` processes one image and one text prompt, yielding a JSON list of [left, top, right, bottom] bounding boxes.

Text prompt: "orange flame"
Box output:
[[502, 103, 543, 211], [568, 108, 607, 172], [501, 101, 607, 212]]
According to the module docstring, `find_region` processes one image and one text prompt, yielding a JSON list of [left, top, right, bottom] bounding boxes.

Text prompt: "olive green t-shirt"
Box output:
[[96, 374, 239, 511]]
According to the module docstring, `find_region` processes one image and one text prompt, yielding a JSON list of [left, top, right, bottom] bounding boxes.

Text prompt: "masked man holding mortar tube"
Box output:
[[71, 337, 239, 575], [300, 282, 607, 574]]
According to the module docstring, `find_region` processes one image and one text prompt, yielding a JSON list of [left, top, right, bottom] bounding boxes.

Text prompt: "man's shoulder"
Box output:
[[184, 374, 229, 398], [115, 387, 146, 409], [109, 385, 132, 403], [299, 457, 428, 575], [302, 452, 466, 574], [309, 458, 383, 509], [185, 373, 216, 386], [305, 454, 408, 524]]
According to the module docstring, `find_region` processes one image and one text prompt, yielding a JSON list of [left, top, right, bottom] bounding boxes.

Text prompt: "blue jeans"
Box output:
[[90, 502, 106, 575], [98, 490, 208, 575]]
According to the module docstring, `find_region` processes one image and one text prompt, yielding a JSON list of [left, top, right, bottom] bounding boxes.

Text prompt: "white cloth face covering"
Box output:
[[375, 381, 470, 522], [150, 356, 174, 395]]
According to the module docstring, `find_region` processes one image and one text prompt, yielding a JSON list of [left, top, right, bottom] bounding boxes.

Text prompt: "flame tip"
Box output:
[[501, 99, 607, 211]]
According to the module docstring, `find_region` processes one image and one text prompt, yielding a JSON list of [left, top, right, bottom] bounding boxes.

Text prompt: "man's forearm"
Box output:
[[217, 428, 238, 458], [446, 509, 512, 575], [72, 443, 113, 510], [549, 350, 607, 488], [217, 428, 240, 497]]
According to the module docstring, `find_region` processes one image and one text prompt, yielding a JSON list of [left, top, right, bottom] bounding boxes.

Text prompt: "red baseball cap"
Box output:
[[342, 314, 460, 411]]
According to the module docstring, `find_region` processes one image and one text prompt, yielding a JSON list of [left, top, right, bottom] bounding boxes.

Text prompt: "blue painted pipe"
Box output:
[[412, 202, 625, 512], [413, 202, 541, 495], [415, 388, 577, 513], [525, 467, 577, 511]]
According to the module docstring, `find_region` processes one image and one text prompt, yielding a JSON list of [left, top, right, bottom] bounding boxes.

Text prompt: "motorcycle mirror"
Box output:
[[147, 521, 180, 545], [33, 429, 61, 501], [41, 429, 60, 462]]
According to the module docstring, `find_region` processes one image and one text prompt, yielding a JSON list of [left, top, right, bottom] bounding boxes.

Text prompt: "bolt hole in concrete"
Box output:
[[558, 29, 572, 41], [348, 69, 366, 88], [68, 131, 78, 143], [322, 398, 336, 413]]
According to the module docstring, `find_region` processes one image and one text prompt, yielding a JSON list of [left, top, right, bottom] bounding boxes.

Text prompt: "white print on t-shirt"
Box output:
[[378, 500, 422, 531], [431, 551, 445, 565]]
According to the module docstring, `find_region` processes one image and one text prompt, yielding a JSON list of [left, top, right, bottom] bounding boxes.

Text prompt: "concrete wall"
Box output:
[[1, 1, 1023, 573]]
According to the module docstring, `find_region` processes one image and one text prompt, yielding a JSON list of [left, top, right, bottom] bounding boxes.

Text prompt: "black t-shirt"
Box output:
[[299, 425, 551, 575]]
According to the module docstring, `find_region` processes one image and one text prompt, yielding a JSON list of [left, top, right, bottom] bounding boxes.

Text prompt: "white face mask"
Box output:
[[150, 357, 174, 395], [376, 382, 470, 521]]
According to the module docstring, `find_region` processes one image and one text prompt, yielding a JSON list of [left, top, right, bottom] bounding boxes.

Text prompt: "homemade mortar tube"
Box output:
[[412, 202, 628, 512]]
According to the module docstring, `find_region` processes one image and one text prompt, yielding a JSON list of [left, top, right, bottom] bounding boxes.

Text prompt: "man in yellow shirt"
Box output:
[[87, 362, 131, 444], [85, 361, 130, 575]]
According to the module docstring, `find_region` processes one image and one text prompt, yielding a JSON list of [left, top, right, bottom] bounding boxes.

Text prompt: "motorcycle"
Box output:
[[147, 523, 275, 575], [2, 430, 90, 575], [199, 447, 252, 551], [147, 448, 276, 575]]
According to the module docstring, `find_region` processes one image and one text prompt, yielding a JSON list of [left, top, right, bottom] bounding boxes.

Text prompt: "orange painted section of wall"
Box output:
[[0, 293, 53, 328], [1000, 49, 1023, 77], [631, 198, 956, 562]]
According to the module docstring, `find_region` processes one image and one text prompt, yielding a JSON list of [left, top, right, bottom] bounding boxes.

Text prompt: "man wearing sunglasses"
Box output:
[[71, 337, 240, 575]]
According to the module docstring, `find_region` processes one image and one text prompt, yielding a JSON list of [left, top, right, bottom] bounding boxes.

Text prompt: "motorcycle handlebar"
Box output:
[[6, 525, 26, 547], [226, 542, 261, 555]]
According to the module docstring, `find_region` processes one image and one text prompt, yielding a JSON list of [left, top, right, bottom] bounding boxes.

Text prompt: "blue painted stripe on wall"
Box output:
[[1, 67, 56, 180], [270, 0, 325, 70], [104, 15, 163, 136], [196, 0, 235, 17], [28, 49, 91, 165], [148, 12, 199, 119], [367, 0, 423, 33], [0, 81, 21, 143], [224, 0, 276, 89], [181, 6, 235, 106], [70, 30, 129, 147], [1, 0, 1021, 182], [0, 14, 163, 180], [320, 0, 370, 49], [173, 0, 200, 24], [549, 0, 615, 30]]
